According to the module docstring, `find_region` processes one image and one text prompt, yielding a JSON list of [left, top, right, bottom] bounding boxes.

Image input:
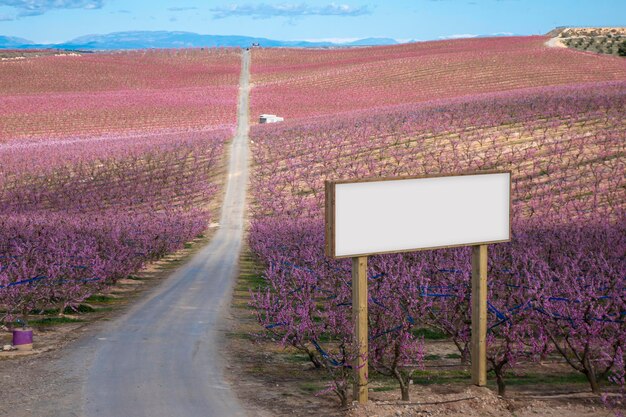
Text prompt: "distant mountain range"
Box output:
[[0, 31, 401, 50], [0, 31, 525, 51], [0, 35, 35, 48]]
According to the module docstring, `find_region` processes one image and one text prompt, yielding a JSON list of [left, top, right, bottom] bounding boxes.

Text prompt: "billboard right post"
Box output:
[[471, 244, 488, 386]]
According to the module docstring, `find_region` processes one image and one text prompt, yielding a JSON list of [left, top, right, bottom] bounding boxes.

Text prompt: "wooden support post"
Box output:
[[352, 256, 368, 404], [471, 244, 488, 386]]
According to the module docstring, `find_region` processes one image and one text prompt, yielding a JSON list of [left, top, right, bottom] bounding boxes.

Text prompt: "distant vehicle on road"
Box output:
[[259, 114, 284, 124]]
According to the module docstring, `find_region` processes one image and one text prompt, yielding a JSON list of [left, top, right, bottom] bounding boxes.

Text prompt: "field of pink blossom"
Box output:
[[0, 48, 241, 142], [0, 48, 241, 323], [0, 128, 230, 321], [250, 36, 626, 120], [1, 36, 625, 411], [248, 46, 626, 406]]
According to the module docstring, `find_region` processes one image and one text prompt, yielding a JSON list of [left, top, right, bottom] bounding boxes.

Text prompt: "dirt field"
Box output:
[[348, 386, 604, 417]]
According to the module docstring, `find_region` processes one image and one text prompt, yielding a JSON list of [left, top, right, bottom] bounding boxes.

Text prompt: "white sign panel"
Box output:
[[325, 172, 511, 258]]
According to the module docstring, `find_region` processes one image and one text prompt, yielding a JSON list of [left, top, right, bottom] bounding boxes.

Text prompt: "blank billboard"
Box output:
[[325, 172, 511, 258]]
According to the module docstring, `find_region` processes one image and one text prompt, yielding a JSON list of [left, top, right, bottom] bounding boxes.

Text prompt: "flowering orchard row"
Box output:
[[0, 127, 231, 322], [0, 48, 241, 142], [2, 48, 240, 94], [250, 37, 626, 120], [248, 82, 626, 405], [252, 82, 625, 222]]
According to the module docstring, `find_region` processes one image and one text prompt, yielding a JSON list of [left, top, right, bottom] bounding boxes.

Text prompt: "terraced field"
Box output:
[[250, 36, 626, 119], [0, 48, 240, 141]]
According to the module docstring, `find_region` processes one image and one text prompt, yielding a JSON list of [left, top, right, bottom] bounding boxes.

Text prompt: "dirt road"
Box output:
[[545, 37, 566, 48], [77, 49, 251, 417], [1, 49, 251, 417]]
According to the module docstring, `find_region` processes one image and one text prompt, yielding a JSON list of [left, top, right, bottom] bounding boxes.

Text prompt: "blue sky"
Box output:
[[0, 0, 624, 44]]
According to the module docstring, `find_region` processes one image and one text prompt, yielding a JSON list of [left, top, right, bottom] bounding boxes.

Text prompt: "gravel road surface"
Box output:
[[82, 49, 251, 417]]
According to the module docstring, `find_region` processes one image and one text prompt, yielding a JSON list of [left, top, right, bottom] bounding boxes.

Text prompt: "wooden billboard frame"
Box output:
[[325, 170, 512, 259], [325, 171, 512, 403]]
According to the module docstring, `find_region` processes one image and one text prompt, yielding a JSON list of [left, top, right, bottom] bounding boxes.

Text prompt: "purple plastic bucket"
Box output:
[[12, 328, 33, 351]]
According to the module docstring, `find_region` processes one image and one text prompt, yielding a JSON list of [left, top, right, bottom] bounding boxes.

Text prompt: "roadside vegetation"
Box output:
[[1, 230, 215, 354]]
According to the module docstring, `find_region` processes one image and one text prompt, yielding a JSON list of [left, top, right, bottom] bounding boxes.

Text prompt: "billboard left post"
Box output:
[[352, 256, 368, 404]]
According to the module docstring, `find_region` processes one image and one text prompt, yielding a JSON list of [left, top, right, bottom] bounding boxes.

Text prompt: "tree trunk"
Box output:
[[453, 338, 470, 365], [584, 368, 600, 394], [582, 355, 600, 394], [337, 387, 348, 407], [393, 368, 410, 401], [461, 346, 470, 365], [400, 382, 410, 401], [307, 349, 322, 368], [495, 370, 506, 397]]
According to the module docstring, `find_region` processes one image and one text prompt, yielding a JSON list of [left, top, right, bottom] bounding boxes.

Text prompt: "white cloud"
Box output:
[[0, 0, 104, 17], [301, 37, 360, 43], [211, 3, 371, 19], [439, 34, 479, 39], [168, 6, 198, 12]]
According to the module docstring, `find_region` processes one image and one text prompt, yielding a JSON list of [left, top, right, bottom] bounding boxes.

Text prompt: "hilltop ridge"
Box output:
[[547, 27, 625, 56]]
